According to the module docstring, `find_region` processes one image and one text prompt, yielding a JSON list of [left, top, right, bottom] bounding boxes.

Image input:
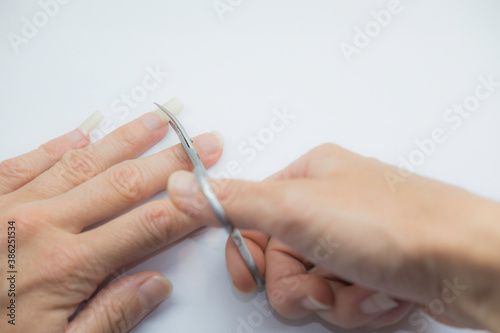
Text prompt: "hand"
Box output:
[[168, 143, 500, 331], [0, 110, 224, 332]]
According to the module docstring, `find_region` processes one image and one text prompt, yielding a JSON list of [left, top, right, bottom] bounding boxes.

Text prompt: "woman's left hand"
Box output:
[[0, 110, 224, 333]]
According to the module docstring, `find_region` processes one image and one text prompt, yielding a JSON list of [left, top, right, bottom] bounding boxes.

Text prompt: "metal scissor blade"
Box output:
[[154, 102, 265, 289], [154, 102, 202, 168]]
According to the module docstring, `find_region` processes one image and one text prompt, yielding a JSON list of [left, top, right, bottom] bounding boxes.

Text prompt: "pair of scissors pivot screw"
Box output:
[[154, 103, 264, 288]]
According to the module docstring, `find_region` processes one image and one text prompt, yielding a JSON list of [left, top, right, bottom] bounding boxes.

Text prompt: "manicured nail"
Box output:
[[197, 131, 224, 155], [141, 113, 165, 131], [301, 295, 332, 311], [66, 129, 85, 143], [154, 97, 184, 124], [359, 292, 398, 315], [138, 275, 173, 311], [77, 111, 104, 136], [168, 170, 198, 199]]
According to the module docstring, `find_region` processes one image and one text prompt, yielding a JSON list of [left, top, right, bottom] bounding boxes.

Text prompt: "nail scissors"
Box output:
[[154, 103, 264, 288]]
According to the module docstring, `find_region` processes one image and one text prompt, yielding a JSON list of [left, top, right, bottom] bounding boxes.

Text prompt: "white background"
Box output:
[[1, 1, 499, 332]]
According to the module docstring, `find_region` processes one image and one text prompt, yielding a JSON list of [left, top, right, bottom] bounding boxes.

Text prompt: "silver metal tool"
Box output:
[[154, 102, 264, 288]]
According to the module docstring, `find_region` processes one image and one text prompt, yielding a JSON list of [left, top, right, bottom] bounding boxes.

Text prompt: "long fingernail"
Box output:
[[77, 111, 104, 136], [301, 295, 332, 311], [359, 292, 398, 315], [154, 97, 184, 124], [197, 131, 224, 155], [168, 170, 198, 199], [138, 275, 173, 311]]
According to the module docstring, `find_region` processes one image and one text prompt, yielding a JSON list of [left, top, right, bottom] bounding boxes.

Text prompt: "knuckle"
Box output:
[[169, 145, 192, 170], [0, 158, 36, 184], [106, 162, 146, 202], [59, 149, 101, 184], [312, 143, 340, 156], [99, 294, 131, 333], [5, 207, 45, 240], [306, 143, 352, 177], [137, 203, 179, 246], [114, 127, 143, 150], [39, 141, 61, 163], [215, 179, 242, 204], [309, 143, 346, 164]]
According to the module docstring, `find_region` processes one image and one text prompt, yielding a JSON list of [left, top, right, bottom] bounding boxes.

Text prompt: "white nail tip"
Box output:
[[154, 97, 184, 124], [301, 296, 331, 311], [211, 130, 225, 147], [371, 292, 399, 310], [77, 111, 104, 136]]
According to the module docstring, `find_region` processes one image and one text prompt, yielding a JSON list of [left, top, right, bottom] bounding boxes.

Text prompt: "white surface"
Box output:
[[1, 1, 499, 332]]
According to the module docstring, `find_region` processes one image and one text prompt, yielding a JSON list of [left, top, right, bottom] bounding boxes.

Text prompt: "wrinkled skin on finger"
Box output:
[[0, 112, 224, 332]]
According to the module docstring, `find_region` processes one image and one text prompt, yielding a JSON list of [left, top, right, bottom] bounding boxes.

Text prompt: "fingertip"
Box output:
[[138, 274, 173, 311], [266, 273, 335, 320], [195, 132, 224, 156], [225, 237, 265, 294], [232, 277, 258, 294], [301, 295, 332, 311]]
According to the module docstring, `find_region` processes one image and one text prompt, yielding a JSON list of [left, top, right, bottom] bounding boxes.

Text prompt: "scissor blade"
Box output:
[[154, 102, 203, 168]]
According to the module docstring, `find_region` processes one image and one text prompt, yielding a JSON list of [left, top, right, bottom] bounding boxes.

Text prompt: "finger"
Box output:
[[167, 144, 361, 240], [263, 239, 335, 319], [359, 302, 414, 330], [66, 272, 172, 333], [225, 230, 269, 293], [168, 171, 323, 246], [0, 111, 101, 195], [46, 132, 223, 232], [78, 200, 200, 278], [264, 238, 407, 328], [18, 99, 182, 201], [223, 168, 280, 294]]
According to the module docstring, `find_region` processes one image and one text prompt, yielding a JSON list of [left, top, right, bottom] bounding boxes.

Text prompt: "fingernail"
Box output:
[[359, 292, 398, 315], [154, 97, 184, 124], [211, 130, 224, 147], [168, 170, 198, 199], [138, 275, 173, 311], [141, 113, 165, 131], [77, 111, 104, 136], [66, 129, 85, 142], [301, 295, 332, 311], [197, 131, 224, 155]]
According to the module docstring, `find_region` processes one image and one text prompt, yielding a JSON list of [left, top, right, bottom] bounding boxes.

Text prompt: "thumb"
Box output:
[[66, 272, 172, 333], [167, 170, 316, 240]]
